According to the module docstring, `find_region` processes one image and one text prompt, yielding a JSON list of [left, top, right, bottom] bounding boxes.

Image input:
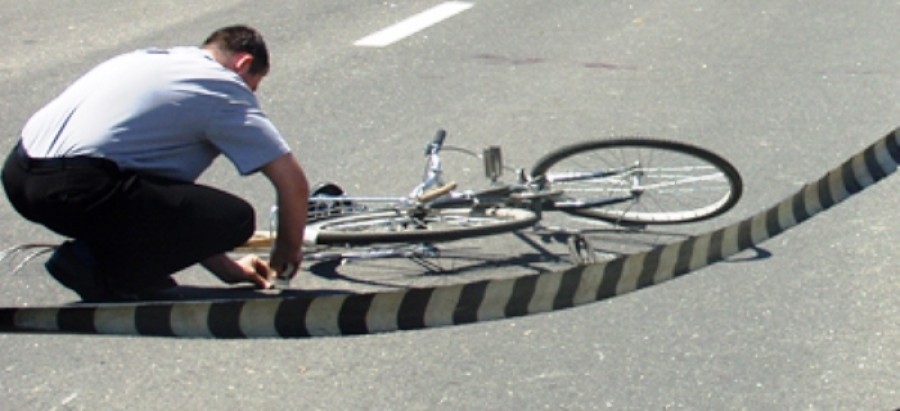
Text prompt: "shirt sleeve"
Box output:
[[205, 88, 292, 175]]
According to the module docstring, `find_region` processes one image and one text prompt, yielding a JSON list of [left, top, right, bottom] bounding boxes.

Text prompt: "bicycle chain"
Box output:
[[1, 128, 897, 338]]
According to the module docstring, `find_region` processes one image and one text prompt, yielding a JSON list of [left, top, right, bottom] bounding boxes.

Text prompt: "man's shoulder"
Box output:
[[115, 47, 250, 96]]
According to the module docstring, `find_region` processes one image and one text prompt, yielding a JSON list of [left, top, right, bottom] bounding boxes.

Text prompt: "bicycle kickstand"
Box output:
[[566, 233, 597, 265]]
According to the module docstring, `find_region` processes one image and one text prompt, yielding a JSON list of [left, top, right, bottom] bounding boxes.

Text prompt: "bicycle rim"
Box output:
[[308, 206, 539, 245], [531, 138, 743, 224]]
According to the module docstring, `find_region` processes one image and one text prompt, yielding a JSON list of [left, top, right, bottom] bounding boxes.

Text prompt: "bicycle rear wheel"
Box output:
[[307, 206, 538, 245], [531, 138, 742, 224]]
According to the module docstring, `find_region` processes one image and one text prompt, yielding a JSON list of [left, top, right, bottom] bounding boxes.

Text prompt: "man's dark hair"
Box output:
[[203, 25, 270, 75]]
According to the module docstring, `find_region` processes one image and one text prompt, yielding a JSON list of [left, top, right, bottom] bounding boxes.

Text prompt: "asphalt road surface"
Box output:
[[0, 1, 897, 409]]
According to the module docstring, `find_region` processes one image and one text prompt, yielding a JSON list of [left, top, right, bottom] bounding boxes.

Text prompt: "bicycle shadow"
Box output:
[[304, 226, 773, 290], [307, 249, 568, 290]]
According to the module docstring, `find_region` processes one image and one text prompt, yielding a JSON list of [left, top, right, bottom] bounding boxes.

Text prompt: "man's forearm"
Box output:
[[261, 153, 310, 273], [201, 253, 239, 279], [275, 185, 309, 255]]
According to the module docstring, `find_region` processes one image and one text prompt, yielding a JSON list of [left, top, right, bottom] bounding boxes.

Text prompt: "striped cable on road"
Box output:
[[1, 128, 897, 338]]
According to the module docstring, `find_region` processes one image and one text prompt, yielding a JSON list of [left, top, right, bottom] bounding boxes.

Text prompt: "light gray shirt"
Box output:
[[20, 47, 290, 182]]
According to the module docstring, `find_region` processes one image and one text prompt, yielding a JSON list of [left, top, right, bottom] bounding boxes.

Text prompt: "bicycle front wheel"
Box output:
[[307, 206, 538, 246], [531, 138, 743, 224]]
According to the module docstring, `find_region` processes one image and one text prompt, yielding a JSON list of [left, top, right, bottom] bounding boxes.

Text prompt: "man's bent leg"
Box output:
[[87, 176, 256, 293]]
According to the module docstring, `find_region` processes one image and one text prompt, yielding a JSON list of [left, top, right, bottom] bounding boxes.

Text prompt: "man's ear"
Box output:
[[232, 52, 254, 74]]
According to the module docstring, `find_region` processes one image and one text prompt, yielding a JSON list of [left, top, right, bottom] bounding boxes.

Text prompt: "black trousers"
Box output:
[[2, 143, 255, 292]]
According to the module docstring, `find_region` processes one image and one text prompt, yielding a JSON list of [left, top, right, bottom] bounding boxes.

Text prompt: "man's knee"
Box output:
[[225, 197, 256, 248]]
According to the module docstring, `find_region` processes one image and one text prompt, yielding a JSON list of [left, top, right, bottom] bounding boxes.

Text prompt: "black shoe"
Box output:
[[46, 241, 178, 302], [45, 241, 118, 303]]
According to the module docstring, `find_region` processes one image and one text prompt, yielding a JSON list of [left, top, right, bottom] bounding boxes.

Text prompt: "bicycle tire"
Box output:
[[307, 206, 539, 245], [531, 138, 743, 224]]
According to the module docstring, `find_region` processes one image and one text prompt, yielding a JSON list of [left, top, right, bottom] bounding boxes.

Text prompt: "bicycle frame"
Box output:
[[299, 131, 645, 223]]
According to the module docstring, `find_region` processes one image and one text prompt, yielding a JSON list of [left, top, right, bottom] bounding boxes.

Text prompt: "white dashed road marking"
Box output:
[[354, 1, 474, 47]]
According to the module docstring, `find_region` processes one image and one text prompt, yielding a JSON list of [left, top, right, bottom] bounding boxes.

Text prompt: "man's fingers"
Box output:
[[251, 256, 271, 278], [249, 258, 271, 289], [238, 255, 273, 289], [279, 262, 299, 280], [252, 257, 275, 289]]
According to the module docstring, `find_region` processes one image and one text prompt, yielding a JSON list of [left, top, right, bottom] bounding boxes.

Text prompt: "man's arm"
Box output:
[[260, 152, 310, 280]]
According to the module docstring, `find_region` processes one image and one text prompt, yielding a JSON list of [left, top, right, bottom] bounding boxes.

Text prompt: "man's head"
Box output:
[[202, 25, 270, 91]]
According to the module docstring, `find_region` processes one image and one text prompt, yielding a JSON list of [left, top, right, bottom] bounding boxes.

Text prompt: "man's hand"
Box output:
[[203, 254, 273, 289], [269, 243, 300, 281]]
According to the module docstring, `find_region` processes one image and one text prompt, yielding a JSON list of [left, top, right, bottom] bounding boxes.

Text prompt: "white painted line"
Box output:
[[354, 1, 474, 47]]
